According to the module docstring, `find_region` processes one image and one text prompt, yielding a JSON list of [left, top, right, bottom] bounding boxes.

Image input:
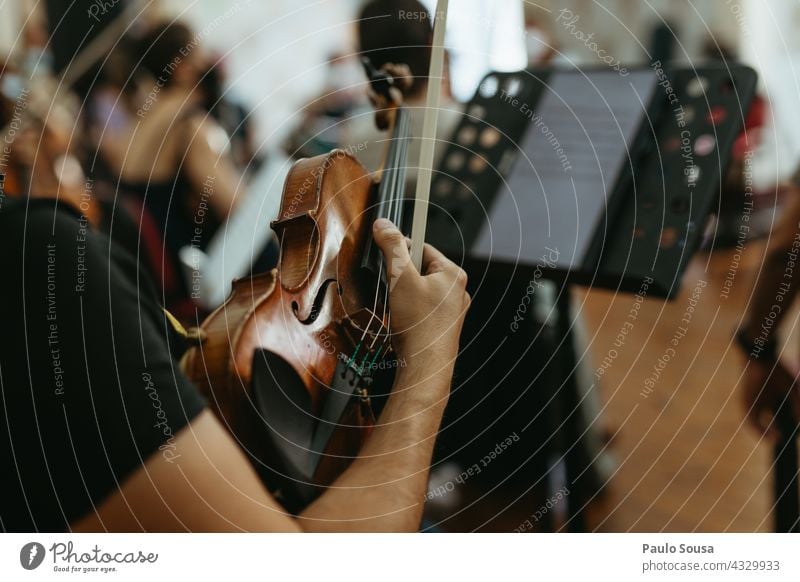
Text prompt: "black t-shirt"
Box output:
[[0, 197, 206, 532]]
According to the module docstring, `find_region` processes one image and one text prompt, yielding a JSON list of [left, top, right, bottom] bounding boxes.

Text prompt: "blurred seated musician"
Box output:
[[108, 21, 245, 318], [738, 176, 800, 437], [335, 0, 462, 175], [283, 51, 370, 159], [0, 67, 154, 273], [1, 76, 471, 533], [1, 189, 469, 533], [0, 69, 101, 225], [198, 59, 261, 172]]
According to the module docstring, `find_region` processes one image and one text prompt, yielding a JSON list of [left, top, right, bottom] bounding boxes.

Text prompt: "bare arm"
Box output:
[[740, 185, 800, 436], [73, 220, 469, 532], [300, 222, 468, 530], [741, 186, 800, 343], [297, 366, 449, 531], [183, 115, 243, 220]]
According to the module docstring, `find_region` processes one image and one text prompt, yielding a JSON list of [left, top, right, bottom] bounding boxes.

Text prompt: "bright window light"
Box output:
[[421, 0, 527, 101]]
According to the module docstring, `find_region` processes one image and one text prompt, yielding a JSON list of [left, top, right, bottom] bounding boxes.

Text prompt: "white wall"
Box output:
[[527, 0, 742, 66], [0, 2, 20, 58], [159, 0, 361, 146]]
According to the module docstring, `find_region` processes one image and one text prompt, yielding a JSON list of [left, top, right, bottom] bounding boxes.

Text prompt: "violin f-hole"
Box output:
[[293, 279, 338, 324]]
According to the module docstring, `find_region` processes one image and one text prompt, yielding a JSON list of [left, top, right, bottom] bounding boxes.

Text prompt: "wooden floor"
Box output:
[[576, 240, 783, 532], [426, 239, 789, 532]]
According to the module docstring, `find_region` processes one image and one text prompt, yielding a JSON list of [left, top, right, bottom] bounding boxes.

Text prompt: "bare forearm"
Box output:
[[187, 121, 242, 219], [742, 194, 800, 343], [743, 246, 800, 343], [298, 362, 452, 532]]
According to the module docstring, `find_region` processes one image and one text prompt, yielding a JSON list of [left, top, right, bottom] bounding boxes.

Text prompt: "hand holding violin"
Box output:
[[372, 218, 470, 387]]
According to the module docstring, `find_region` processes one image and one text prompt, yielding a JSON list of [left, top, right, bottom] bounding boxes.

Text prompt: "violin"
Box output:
[[181, 1, 450, 510]]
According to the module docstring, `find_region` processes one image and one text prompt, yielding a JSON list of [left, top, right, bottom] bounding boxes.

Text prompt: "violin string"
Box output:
[[370, 336, 393, 371], [350, 312, 377, 374], [370, 108, 402, 330], [364, 108, 401, 347], [346, 81, 413, 376], [363, 294, 380, 343], [375, 112, 411, 360], [359, 105, 411, 373], [380, 110, 409, 329], [367, 110, 396, 321], [368, 317, 383, 350], [379, 110, 409, 362]]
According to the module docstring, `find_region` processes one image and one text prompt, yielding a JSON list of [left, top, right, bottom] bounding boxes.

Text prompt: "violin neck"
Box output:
[[362, 106, 411, 275], [377, 106, 411, 223]]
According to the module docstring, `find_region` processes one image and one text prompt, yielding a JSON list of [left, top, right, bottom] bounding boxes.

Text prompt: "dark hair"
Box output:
[[0, 67, 15, 133], [702, 38, 736, 62], [358, 0, 433, 96], [0, 93, 10, 131], [137, 21, 195, 86]]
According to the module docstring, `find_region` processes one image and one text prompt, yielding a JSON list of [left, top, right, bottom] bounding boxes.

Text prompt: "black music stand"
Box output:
[[775, 408, 800, 532], [429, 64, 774, 531]]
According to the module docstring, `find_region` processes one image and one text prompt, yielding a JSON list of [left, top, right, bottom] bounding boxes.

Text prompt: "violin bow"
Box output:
[[410, 0, 449, 271]]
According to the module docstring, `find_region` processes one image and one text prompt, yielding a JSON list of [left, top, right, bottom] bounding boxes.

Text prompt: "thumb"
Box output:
[[373, 218, 415, 290]]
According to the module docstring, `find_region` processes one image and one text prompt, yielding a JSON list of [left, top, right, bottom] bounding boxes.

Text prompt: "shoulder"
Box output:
[[181, 111, 231, 156], [142, 93, 211, 139], [0, 198, 85, 248]]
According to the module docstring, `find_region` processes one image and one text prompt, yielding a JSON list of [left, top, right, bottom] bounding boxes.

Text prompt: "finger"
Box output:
[[381, 62, 411, 81], [745, 395, 768, 437], [792, 387, 800, 423], [420, 243, 452, 275], [763, 411, 779, 442], [373, 219, 417, 287], [421, 244, 468, 287], [388, 86, 404, 106], [379, 63, 412, 97], [391, 64, 413, 91], [391, 63, 411, 78], [745, 399, 764, 434], [759, 390, 780, 441]]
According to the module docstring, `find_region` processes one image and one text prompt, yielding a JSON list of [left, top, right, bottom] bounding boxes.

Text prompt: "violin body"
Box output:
[[182, 57, 426, 509], [182, 149, 389, 500]]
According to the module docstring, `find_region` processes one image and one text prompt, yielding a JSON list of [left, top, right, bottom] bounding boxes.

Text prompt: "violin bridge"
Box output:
[[341, 308, 391, 376]]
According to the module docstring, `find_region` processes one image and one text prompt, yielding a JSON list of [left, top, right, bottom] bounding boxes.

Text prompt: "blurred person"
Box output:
[[0, 66, 150, 279], [84, 35, 141, 182], [108, 21, 246, 318], [338, 0, 463, 175], [737, 174, 800, 438], [284, 51, 368, 159], [1, 66, 97, 227], [198, 57, 261, 172], [525, 15, 556, 67], [2, 44, 471, 531], [1, 82, 469, 531]]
